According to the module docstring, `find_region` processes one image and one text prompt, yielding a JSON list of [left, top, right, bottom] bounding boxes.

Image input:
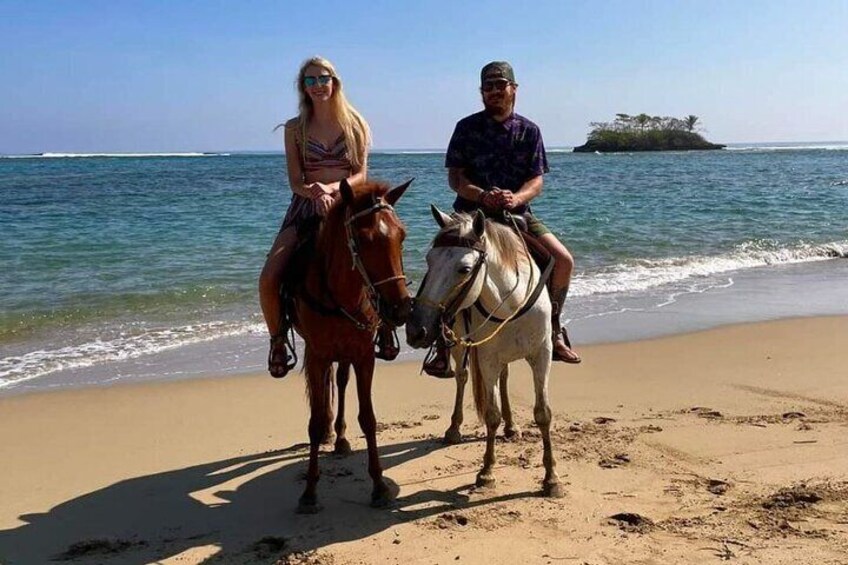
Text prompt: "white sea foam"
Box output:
[[726, 144, 848, 152], [3, 241, 844, 390], [371, 149, 444, 155], [571, 240, 847, 297], [0, 152, 230, 159], [0, 321, 264, 390]]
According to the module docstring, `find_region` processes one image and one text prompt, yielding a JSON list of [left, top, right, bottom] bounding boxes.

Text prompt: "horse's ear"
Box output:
[[431, 204, 451, 228], [340, 178, 354, 205], [472, 210, 486, 238], [385, 178, 413, 206]]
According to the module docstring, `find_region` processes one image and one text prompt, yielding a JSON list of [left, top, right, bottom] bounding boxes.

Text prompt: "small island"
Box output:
[[573, 113, 725, 153]]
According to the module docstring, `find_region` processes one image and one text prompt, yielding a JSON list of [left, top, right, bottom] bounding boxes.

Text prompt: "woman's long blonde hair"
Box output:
[[286, 56, 371, 170]]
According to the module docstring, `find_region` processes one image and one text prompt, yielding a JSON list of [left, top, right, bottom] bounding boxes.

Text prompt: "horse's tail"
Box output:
[[469, 346, 487, 421]]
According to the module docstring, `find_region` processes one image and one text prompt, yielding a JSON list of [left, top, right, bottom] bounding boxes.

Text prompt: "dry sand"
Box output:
[[1, 316, 847, 564]]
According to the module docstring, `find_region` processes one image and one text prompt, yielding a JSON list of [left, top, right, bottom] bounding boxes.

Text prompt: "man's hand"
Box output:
[[483, 187, 519, 211], [480, 190, 501, 211], [499, 190, 520, 210]]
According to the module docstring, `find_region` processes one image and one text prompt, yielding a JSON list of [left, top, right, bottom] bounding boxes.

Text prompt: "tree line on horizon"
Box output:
[[574, 113, 724, 152], [590, 113, 701, 135]]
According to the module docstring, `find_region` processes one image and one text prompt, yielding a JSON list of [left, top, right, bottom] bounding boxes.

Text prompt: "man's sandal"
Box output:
[[552, 328, 581, 364]]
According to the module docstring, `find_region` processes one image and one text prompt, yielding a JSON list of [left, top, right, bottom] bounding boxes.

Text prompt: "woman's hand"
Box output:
[[306, 182, 334, 200], [314, 193, 336, 217]]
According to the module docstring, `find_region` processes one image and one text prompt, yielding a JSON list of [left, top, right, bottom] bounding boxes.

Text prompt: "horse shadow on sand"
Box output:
[[0, 435, 539, 564]]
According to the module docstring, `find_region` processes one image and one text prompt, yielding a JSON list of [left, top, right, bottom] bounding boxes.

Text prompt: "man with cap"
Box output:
[[423, 61, 581, 378]]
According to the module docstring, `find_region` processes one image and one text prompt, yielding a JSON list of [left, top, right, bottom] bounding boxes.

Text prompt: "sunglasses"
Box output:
[[303, 75, 333, 88], [481, 80, 511, 93]]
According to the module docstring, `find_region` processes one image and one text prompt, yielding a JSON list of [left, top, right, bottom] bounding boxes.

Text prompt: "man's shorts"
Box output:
[[525, 214, 551, 238]]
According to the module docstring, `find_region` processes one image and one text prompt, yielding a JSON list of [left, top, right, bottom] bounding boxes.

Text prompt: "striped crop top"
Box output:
[[301, 133, 351, 174]]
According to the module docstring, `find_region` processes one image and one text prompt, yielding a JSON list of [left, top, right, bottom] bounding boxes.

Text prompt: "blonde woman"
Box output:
[[259, 56, 397, 378]]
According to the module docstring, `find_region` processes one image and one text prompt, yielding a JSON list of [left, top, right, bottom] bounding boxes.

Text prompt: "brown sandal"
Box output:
[[552, 328, 581, 364], [268, 334, 296, 378], [375, 325, 400, 361], [422, 341, 454, 379]]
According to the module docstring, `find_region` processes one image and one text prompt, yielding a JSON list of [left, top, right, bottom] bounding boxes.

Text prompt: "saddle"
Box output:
[[276, 215, 400, 363], [485, 210, 551, 271]]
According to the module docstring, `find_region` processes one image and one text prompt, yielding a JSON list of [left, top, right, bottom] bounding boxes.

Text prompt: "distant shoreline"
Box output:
[[5, 141, 848, 158]]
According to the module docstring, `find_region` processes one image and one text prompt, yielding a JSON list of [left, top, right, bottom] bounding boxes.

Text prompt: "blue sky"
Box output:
[[1, 0, 846, 153]]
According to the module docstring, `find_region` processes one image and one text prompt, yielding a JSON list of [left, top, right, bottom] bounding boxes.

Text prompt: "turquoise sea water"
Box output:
[[1, 145, 847, 391]]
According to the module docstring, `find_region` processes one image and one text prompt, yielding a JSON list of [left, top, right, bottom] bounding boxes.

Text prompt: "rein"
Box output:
[[418, 214, 550, 349], [345, 199, 408, 314]]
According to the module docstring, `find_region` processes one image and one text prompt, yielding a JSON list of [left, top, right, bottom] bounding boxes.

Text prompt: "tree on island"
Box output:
[[573, 113, 724, 153], [684, 114, 699, 132]]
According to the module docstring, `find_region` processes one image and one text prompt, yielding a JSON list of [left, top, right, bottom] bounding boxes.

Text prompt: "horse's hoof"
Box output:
[[296, 494, 322, 514], [503, 426, 522, 441], [543, 481, 565, 499], [443, 428, 462, 445], [475, 473, 496, 489], [333, 437, 352, 456], [370, 484, 394, 508]]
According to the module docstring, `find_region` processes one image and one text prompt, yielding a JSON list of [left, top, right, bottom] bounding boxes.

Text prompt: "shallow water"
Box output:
[[2, 145, 847, 391]]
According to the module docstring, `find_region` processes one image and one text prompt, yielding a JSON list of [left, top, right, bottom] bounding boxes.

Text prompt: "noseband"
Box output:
[[414, 231, 488, 340]]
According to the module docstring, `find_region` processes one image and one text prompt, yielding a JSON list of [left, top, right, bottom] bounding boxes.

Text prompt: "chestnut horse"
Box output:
[[291, 178, 412, 513]]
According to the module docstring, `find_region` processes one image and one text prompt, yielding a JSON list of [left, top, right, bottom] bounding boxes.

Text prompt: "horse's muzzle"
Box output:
[[382, 296, 412, 328], [405, 306, 437, 349], [405, 323, 432, 349]]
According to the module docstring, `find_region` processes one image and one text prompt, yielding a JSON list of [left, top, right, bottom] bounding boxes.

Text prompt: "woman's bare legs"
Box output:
[[259, 225, 298, 376]]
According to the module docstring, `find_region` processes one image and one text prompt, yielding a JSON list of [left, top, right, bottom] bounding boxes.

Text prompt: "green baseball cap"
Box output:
[[480, 61, 515, 84]]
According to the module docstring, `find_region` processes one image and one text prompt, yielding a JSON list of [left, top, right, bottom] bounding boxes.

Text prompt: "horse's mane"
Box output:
[[317, 181, 391, 246], [438, 213, 530, 273]]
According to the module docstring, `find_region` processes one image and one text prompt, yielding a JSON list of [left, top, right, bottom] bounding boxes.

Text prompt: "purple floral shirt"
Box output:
[[445, 111, 549, 214]]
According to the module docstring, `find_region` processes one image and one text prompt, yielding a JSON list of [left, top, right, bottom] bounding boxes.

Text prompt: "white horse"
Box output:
[[406, 207, 563, 498]]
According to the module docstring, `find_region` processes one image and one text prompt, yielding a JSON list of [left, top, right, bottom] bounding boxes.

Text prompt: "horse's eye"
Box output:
[[458, 265, 472, 275]]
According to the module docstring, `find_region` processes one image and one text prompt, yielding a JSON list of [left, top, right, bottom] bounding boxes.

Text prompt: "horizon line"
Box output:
[[3, 140, 848, 158]]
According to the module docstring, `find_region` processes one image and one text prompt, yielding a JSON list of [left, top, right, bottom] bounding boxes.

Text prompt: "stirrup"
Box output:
[[374, 325, 400, 361], [268, 330, 297, 378], [422, 341, 454, 379]]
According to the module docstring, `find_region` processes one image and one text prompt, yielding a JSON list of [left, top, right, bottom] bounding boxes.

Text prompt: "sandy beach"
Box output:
[[2, 316, 847, 564]]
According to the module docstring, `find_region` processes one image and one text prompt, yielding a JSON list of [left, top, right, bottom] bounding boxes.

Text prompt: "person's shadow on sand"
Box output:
[[0, 436, 537, 564]]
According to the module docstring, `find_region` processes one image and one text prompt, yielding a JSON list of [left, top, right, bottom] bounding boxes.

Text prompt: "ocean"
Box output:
[[2, 144, 847, 394]]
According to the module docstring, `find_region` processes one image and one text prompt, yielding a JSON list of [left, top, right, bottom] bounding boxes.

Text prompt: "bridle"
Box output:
[[414, 232, 488, 330], [342, 198, 408, 328]]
